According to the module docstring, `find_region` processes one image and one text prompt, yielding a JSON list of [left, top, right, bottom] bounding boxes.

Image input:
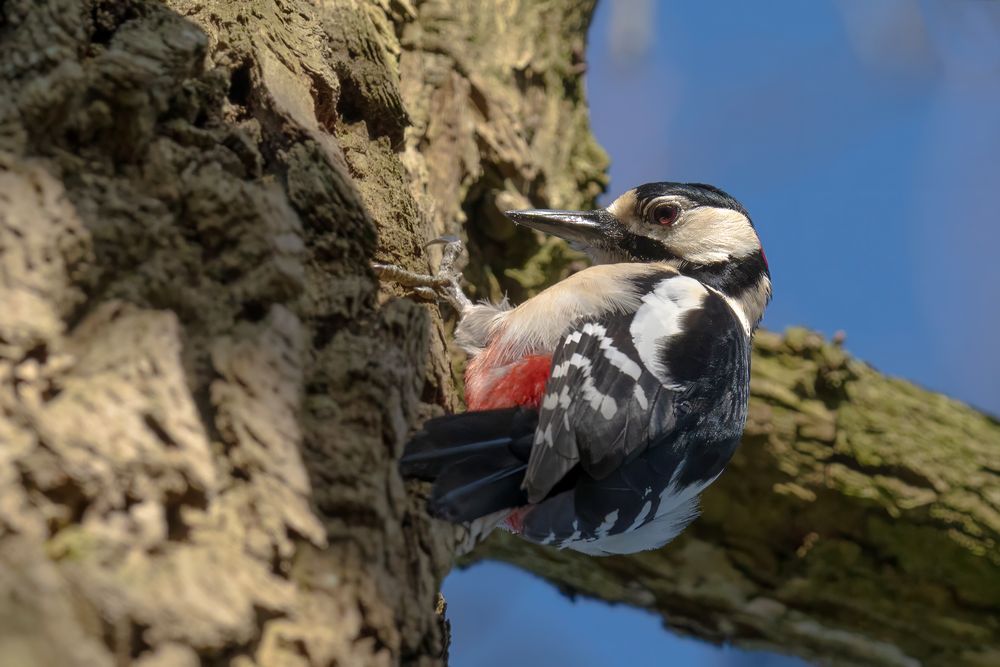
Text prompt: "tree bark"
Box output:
[[1, 0, 601, 665], [0, 2, 996, 667]]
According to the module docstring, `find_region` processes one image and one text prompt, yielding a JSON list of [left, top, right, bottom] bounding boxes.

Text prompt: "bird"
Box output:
[[377, 182, 771, 556]]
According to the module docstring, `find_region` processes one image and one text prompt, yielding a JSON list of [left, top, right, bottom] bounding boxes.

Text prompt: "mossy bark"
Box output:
[[0, 2, 996, 667], [0, 0, 601, 665]]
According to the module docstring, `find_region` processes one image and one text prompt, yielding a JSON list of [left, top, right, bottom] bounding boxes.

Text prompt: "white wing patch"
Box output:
[[629, 276, 707, 390]]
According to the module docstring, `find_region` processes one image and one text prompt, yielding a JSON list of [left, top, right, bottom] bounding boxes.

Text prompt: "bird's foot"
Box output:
[[372, 235, 472, 312]]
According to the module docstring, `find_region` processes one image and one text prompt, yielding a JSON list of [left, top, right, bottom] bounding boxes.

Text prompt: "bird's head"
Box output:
[[505, 182, 772, 327]]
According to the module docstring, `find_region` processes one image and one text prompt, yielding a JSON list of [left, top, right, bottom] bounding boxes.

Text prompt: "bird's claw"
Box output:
[[424, 234, 460, 247], [425, 235, 468, 277], [372, 236, 471, 312]]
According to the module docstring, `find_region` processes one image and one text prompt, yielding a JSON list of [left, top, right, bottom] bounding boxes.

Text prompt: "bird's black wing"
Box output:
[[522, 275, 750, 506]]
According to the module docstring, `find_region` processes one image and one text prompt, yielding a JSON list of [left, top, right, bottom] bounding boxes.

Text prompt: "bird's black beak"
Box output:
[[503, 209, 616, 248]]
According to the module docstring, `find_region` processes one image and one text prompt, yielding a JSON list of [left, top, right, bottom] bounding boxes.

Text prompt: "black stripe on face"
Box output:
[[683, 249, 769, 298], [618, 228, 678, 262], [587, 212, 677, 263]]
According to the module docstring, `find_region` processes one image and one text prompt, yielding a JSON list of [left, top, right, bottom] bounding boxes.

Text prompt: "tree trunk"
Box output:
[[0, 2, 996, 667]]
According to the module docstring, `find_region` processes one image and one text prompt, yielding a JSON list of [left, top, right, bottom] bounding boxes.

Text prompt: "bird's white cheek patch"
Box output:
[[630, 276, 707, 389], [669, 207, 760, 265]]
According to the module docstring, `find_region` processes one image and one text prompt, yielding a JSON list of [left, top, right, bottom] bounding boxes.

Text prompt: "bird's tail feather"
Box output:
[[401, 407, 537, 523]]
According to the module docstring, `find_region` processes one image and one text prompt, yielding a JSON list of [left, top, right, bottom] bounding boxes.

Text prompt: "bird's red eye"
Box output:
[[651, 203, 680, 226]]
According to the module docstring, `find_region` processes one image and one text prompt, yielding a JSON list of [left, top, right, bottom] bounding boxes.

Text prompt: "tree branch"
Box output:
[[471, 328, 1000, 667]]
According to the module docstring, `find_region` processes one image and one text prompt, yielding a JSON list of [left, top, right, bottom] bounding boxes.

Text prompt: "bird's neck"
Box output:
[[678, 251, 771, 332]]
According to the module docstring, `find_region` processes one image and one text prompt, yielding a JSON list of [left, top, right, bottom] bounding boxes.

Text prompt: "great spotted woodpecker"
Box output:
[[377, 182, 771, 555]]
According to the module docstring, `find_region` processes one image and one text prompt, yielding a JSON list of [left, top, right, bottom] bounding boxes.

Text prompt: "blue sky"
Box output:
[[445, 1, 1000, 665]]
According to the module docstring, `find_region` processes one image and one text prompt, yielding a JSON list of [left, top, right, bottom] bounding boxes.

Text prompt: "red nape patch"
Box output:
[[466, 354, 552, 411]]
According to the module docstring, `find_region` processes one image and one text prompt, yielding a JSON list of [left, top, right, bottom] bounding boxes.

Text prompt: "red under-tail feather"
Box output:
[[457, 352, 553, 532], [465, 354, 552, 410]]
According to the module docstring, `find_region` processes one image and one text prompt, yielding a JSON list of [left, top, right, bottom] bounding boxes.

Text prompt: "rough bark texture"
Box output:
[[0, 2, 996, 667], [0, 0, 602, 665]]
